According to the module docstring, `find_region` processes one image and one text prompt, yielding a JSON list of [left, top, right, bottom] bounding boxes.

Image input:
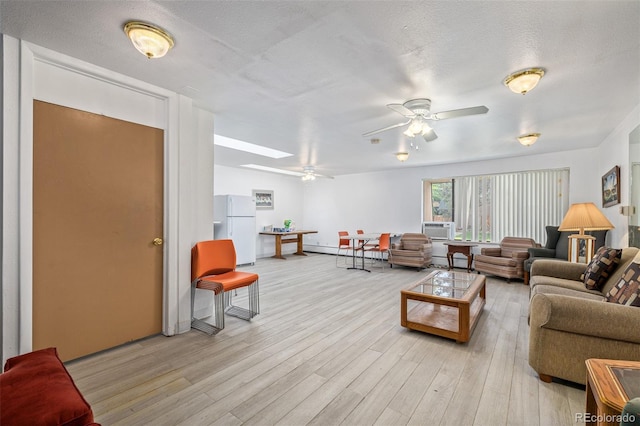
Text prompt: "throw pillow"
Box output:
[[606, 251, 640, 307], [581, 246, 622, 291]]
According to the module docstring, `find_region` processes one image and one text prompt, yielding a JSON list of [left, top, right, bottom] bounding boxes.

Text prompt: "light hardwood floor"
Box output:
[[66, 253, 586, 425]]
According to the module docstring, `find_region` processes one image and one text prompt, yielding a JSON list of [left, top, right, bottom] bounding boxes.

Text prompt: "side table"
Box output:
[[585, 358, 640, 426], [444, 242, 477, 273]]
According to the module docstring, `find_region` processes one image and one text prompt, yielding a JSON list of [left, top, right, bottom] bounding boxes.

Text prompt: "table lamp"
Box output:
[[558, 202, 614, 263]]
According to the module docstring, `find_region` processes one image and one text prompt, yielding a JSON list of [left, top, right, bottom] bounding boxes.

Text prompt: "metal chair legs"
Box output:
[[191, 279, 224, 335], [224, 280, 260, 321]]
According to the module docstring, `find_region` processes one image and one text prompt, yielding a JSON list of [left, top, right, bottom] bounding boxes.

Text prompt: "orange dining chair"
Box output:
[[366, 233, 391, 270], [191, 239, 260, 335], [356, 229, 379, 268], [356, 229, 377, 249], [336, 231, 354, 267]]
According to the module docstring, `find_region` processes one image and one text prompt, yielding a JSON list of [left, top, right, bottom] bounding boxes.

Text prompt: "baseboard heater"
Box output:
[[422, 221, 455, 240]]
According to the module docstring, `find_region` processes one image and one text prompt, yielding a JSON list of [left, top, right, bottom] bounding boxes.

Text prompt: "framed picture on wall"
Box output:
[[253, 189, 274, 210], [602, 165, 620, 208]]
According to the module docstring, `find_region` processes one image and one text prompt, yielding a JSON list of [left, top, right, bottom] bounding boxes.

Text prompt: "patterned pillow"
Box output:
[[580, 247, 622, 290], [606, 252, 640, 307]]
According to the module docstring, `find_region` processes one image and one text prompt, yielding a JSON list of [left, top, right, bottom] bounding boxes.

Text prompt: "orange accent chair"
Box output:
[[191, 239, 259, 335], [336, 231, 354, 267], [365, 233, 391, 270]]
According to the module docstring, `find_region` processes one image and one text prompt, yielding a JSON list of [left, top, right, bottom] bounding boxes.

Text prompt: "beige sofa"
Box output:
[[528, 247, 640, 385]]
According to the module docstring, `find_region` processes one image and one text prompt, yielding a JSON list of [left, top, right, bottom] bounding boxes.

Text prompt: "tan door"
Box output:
[[33, 100, 164, 361]]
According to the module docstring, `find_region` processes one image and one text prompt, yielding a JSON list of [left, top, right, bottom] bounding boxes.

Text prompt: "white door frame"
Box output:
[[16, 41, 182, 354]]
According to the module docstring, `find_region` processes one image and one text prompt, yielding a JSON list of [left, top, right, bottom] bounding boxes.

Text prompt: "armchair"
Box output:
[[474, 237, 538, 282], [388, 233, 432, 271], [523, 226, 608, 285]]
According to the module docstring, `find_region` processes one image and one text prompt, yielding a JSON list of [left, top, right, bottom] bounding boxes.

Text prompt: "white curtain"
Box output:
[[454, 169, 569, 243]]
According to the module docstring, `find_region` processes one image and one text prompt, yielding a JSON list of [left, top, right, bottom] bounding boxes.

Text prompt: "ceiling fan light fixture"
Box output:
[[396, 152, 409, 162], [408, 118, 425, 135], [124, 21, 174, 59], [301, 173, 316, 181], [403, 128, 416, 137], [518, 133, 540, 146], [503, 67, 545, 94]]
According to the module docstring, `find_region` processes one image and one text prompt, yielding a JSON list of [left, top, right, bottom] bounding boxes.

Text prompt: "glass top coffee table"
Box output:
[[401, 270, 486, 343]]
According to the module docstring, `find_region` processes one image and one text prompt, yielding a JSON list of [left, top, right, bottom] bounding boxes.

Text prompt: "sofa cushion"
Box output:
[[530, 283, 605, 302], [391, 248, 426, 258], [581, 247, 622, 290], [402, 242, 425, 251], [475, 254, 516, 267], [0, 347, 96, 426], [606, 252, 640, 307]]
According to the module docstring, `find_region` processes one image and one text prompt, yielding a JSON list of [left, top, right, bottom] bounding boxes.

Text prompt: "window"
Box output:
[[423, 169, 569, 243], [423, 180, 454, 222]]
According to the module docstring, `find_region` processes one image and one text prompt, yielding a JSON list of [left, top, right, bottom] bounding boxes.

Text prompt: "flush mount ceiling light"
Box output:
[[503, 68, 546, 95], [124, 21, 174, 59], [395, 152, 409, 162], [518, 133, 540, 147]]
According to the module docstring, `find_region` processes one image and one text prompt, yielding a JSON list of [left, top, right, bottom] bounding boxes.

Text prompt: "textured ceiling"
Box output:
[[2, 1, 639, 177]]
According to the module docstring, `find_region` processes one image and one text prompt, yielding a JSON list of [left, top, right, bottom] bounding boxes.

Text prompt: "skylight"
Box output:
[[214, 134, 292, 159], [241, 164, 304, 176]]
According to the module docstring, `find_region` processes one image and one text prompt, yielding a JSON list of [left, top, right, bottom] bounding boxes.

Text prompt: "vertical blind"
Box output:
[[454, 169, 569, 243]]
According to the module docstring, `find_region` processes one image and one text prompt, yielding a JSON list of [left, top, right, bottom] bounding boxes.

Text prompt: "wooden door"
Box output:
[[33, 100, 164, 361]]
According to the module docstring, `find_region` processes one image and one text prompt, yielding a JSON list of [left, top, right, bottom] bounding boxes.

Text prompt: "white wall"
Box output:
[[300, 148, 605, 266], [596, 105, 640, 247], [213, 146, 611, 267], [214, 165, 304, 258]]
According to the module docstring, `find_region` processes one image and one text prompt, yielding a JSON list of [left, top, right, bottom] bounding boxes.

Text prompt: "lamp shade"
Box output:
[[558, 202, 614, 235]]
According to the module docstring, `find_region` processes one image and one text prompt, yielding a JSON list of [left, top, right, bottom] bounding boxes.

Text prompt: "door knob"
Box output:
[[153, 238, 164, 246]]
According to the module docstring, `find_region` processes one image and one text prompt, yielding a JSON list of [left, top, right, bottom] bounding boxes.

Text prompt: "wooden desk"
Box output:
[[444, 242, 477, 272], [259, 230, 318, 259], [585, 358, 640, 426]]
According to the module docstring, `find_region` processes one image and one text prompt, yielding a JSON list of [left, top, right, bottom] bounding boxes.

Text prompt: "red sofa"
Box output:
[[0, 347, 99, 426]]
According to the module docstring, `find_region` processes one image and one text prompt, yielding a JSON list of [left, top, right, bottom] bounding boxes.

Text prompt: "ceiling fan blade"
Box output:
[[362, 119, 411, 137], [386, 103, 416, 117], [433, 105, 489, 120], [423, 128, 438, 142]]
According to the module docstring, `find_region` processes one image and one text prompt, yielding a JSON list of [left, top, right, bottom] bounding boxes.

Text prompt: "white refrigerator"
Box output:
[[213, 195, 257, 265]]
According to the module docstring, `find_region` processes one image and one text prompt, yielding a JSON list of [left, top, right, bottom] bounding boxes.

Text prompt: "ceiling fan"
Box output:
[[362, 98, 489, 142], [302, 166, 334, 181]]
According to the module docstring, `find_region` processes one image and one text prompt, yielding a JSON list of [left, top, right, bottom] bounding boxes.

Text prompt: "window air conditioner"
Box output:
[[422, 221, 456, 240]]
